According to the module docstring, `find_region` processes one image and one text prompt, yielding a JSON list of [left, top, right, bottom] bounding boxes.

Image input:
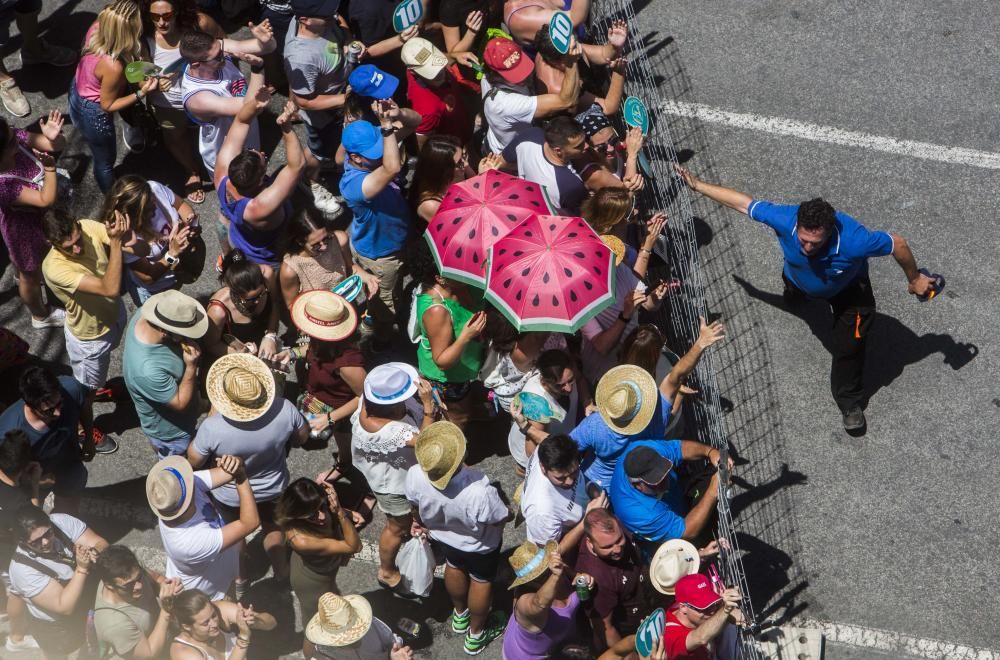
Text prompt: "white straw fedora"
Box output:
[[141, 290, 209, 339], [145, 456, 195, 521], [205, 353, 276, 422], [649, 539, 700, 595], [595, 364, 660, 435], [305, 592, 373, 647]]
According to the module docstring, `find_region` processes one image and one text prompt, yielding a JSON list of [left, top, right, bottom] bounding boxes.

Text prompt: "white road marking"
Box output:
[[797, 618, 1000, 659], [659, 100, 1000, 170]]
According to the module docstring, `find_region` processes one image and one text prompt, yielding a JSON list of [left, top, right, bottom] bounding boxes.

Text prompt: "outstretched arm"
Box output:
[[890, 233, 935, 296], [675, 164, 753, 215], [661, 316, 725, 401]]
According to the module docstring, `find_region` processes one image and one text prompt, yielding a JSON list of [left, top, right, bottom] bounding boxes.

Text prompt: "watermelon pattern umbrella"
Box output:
[[485, 215, 617, 333], [424, 170, 552, 287]]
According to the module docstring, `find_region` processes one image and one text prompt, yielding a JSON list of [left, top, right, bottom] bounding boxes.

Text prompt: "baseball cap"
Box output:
[[624, 445, 672, 486], [291, 0, 341, 18], [342, 121, 384, 160], [674, 574, 723, 610], [401, 37, 449, 80], [483, 37, 534, 84], [348, 64, 399, 99]]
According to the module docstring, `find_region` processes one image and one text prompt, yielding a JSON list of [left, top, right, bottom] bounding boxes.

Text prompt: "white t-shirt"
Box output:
[[507, 372, 579, 468], [482, 77, 538, 153], [580, 263, 646, 385], [501, 127, 587, 214], [181, 60, 260, 176], [8, 513, 87, 622], [521, 449, 588, 545], [404, 465, 508, 553], [124, 180, 179, 293], [158, 471, 239, 600]]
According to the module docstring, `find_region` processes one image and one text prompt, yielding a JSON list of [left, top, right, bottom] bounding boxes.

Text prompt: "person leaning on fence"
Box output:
[[662, 574, 743, 660]]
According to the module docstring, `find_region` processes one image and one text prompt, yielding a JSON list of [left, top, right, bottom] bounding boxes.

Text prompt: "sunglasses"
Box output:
[[686, 601, 723, 616], [149, 10, 174, 21], [236, 289, 268, 307], [110, 574, 144, 593], [590, 132, 621, 152], [34, 398, 61, 416], [308, 234, 332, 251], [26, 527, 54, 550]]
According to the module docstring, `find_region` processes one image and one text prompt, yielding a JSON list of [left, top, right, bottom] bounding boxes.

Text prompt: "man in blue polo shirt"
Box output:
[[675, 165, 936, 433], [339, 79, 412, 345]]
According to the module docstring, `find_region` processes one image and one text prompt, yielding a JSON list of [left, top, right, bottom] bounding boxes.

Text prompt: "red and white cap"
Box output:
[[674, 574, 723, 610], [483, 37, 534, 84]]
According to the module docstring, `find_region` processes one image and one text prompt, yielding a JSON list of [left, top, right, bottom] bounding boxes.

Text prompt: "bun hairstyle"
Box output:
[[218, 248, 265, 296], [160, 589, 212, 628]]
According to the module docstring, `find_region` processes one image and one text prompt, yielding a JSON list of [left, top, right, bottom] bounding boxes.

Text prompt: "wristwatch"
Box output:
[[164, 253, 180, 267], [381, 125, 397, 137]]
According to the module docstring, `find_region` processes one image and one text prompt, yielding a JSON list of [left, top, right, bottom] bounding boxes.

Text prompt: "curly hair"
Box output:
[[796, 197, 836, 232]]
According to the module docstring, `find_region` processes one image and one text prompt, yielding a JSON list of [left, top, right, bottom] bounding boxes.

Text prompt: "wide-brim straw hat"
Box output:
[[508, 540, 558, 589], [141, 289, 210, 339], [145, 456, 195, 521], [291, 290, 358, 342], [305, 592, 373, 647], [206, 353, 276, 422], [415, 421, 466, 490], [595, 364, 659, 435], [649, 539, 700, 595], [600, 235, 626, 266]]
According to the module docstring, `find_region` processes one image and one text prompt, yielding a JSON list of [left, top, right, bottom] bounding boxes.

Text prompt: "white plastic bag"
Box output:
[[396, 536, 435, 597]]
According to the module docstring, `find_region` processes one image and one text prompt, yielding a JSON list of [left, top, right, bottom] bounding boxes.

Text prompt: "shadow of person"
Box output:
[[731, 275, 978, 408]]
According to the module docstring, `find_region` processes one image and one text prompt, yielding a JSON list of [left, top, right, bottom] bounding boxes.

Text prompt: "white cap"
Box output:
[[401, 37, 449, 80]]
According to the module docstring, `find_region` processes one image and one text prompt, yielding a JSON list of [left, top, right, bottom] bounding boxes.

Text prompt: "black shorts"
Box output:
[[437, 542, 501, 583]]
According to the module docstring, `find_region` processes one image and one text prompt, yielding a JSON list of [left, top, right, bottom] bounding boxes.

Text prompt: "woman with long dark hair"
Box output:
[[409, 135, 504, 224], [204, 248, 281, 361]]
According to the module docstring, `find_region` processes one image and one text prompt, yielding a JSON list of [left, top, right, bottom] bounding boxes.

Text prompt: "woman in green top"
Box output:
[[408, 240, 487, 430]]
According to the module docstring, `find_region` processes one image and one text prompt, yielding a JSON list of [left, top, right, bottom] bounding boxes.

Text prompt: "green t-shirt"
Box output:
[[416, 293, 486, 383], [122, 314, 195, 441], [94, 578, 158, 660]]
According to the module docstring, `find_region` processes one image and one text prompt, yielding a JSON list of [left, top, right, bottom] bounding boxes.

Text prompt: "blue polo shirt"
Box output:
[[747, 200, 894, 298], [608, 440, 686, 560], [570, 394, 671, 488], [339, 162, 412, 260]]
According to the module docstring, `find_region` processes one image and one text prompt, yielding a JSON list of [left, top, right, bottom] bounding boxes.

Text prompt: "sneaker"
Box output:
[[31, 307, 66, 329], [6, 635, 41, 651], [842, 407, 866, 433], [122, 123, 146, 153], [449, 608, 470, 634], [19, 40, 77, 67], [463, 610, 506, 655], [0, 78, 29, 117], [81, 426, 120, 455], [310, 182, 343, 216]]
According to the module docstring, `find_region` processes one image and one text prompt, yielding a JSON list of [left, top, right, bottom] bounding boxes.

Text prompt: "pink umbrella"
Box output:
[[485, 215, 616, 333], [424, 170, 552, 287]]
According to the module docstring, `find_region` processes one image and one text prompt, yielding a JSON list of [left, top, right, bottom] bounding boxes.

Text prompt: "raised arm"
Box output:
[[245, 102, 305, 224], [213, 60, 267, 189], [75, 213, 129, 297], [445, 11, 482, 54], [514, 550, 565, 631], [360, 101, 404, 200], [367, 26, 419, 59], [675, 164, 752, 215], [27, 544, 98, 616], [534, 50, 581, 118], [595, 58, 626, 116], [661, 316, 725, 402], [223, 20, 277, 56], [218, 456, 260, 550]]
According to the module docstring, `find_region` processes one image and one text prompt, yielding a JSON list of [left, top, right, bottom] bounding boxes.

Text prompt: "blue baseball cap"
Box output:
[[342, 121, 384, 160], [348, 64, 399, 99]]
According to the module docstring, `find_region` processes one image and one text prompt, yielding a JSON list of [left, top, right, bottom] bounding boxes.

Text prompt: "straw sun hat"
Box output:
[[145, 456, 195, 521], [290, 290, 358, 342], [206, 353, 276, 422], [595, 364, 660, 435], [649, 539, 700, 595], [305, 592, 373, 647], [140, 290, 209, 339], [508, 540, 559, 589], [415, 421, 466, 490]]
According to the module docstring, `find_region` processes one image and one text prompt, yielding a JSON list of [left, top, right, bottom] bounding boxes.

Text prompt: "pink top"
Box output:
[[74, 24, 106, 103]]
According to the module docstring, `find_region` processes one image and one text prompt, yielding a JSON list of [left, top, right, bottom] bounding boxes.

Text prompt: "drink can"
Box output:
[[574, 575, 591, 601], [397, 617, 421, 639], [346, 41, 364, 65]]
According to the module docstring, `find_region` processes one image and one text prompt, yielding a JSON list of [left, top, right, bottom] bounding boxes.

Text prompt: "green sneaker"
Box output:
[[450, 609, 470, 634], [463, 610, 506, 655]]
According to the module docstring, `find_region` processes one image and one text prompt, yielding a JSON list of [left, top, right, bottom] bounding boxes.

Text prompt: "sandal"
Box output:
[[315, 461, 352, 485], [184, 179, 206, 204]]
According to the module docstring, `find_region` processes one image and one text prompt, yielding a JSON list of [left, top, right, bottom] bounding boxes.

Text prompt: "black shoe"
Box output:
[[842, 407, 866, 435]]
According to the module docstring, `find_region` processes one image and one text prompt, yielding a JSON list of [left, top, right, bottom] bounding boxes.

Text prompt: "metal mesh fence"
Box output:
[[587, 2, 773, 657]]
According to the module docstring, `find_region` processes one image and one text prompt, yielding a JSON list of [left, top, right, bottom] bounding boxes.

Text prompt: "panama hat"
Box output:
[[595, 364, 660, 435], [305, 592, 373, 647], [363, 362, 419, 406], [146, 456, 195, 521], [649, 539, 700, 595], [508, 540, 558, 589], [141, 289, 209, 340], [415, 421, 466, 490], [206, 353, 276, 422], [291, 290, 358, 342]]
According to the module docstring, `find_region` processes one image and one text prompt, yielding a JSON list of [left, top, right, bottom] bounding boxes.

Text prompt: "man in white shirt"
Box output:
[[480, 37, 581, 153], [521, 433, 607, 556], [147, 455, 259, 601], [404, 422, 510, 655]]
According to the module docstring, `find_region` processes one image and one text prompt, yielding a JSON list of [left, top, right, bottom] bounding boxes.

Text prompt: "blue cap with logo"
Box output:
[[348, 64, 399, 99], [342, 121, 384, 160]]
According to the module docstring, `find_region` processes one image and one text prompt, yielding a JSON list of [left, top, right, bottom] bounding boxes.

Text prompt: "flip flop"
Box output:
[[185, 180, 206, 204]]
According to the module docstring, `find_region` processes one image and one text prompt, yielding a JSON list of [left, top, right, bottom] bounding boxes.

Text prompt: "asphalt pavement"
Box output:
[[2, 1, 998, 659]]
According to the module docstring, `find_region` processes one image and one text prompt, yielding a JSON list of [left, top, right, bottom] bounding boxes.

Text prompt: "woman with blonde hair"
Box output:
[[100, 174, 199, 304], [69, 0, 159, 191], [580, 187, 666, 280]]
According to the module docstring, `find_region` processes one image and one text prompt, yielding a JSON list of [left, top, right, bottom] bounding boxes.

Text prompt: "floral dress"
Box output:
[[0, 130, 52, 273]]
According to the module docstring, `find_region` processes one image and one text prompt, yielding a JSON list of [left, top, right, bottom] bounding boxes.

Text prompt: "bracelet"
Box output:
[[76, 568, 90, 576], [250, 64, 265, 74], [263, 332, 279, 344], [43, 167, 56, 172], [236, 636, 250, 648], [639, 248, 653, 255], [617, 312, 631, 323], [327, 411, 334, 423], [381, 125, 397, 137], [134, 91, 144, 101]]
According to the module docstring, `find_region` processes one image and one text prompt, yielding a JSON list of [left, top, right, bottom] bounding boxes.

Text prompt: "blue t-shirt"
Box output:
[[747, 200, 894, 298], [570, 393, 671, 488], [0, 376, 84, 466], [608, 439, 686, 559], [339, 162, 412, 259]]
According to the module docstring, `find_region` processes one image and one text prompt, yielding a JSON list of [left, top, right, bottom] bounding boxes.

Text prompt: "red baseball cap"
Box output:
[[674, 574, 723, 610], [483, 38, 534, 84]]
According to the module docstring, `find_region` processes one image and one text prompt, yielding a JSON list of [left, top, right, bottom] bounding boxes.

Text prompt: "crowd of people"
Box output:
[[0, 0, 756, 658]]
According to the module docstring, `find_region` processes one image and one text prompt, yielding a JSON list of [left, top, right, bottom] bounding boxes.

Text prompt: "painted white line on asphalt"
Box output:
[[797, 618, 1000, 659], [659, 100, 1000, 170]]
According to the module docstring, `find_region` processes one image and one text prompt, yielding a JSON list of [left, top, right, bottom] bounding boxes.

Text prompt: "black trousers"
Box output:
[[783, 274, 876, 411]]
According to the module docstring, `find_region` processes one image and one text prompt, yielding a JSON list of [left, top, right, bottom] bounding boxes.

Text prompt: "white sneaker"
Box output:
[[0, 78, 29, 117], [6, 635, 41, 651], [311, 182, 343, 216], [31, 307, 65, 329]]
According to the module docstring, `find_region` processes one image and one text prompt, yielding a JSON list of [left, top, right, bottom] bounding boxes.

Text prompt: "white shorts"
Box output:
[[64, 302, 126, 390]]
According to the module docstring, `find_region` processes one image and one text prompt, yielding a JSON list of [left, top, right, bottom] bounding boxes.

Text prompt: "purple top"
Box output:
[[0, 129, 50, 272], [502, 591, 580, 660]]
